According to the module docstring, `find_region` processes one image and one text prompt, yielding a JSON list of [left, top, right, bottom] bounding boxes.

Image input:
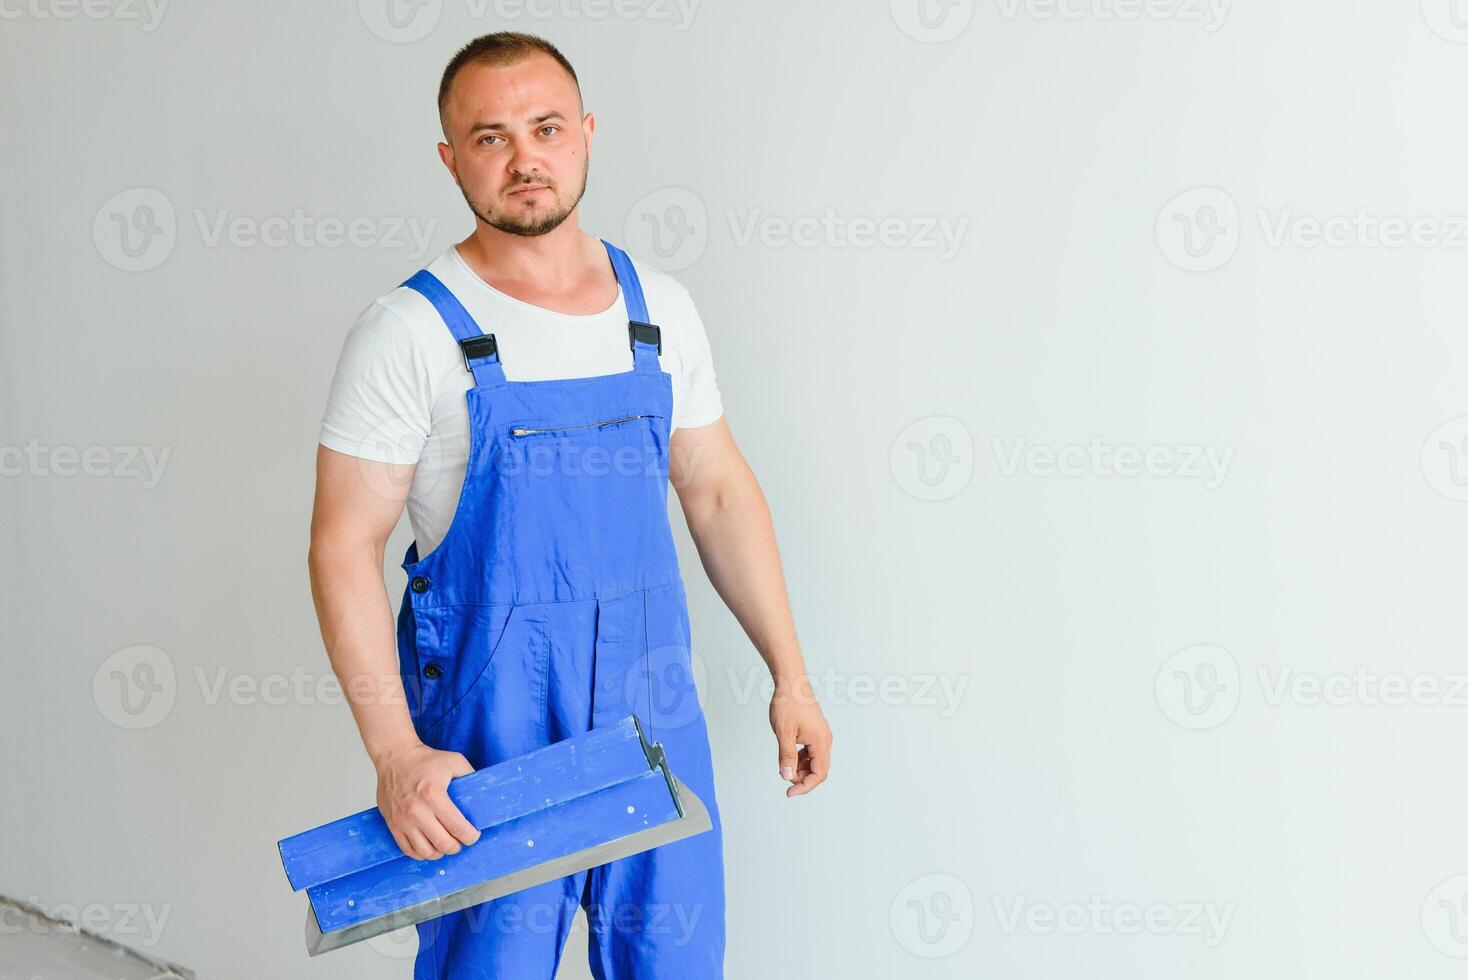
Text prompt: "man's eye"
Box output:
[[541, 126, 559, 136], [480, 134, 501, 145]]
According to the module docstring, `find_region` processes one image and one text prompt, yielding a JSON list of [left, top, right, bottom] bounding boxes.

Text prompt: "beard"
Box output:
[[458, 155, 590, 238]]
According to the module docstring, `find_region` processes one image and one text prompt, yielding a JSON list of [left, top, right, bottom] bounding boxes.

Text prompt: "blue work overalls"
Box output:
[[393, 240, 726, 979]]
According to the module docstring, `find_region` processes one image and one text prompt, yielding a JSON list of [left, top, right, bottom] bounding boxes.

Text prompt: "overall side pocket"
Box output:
[[413, 603, 517, 736]]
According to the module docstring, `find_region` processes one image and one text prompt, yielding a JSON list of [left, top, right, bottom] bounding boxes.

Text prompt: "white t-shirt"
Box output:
[[318, 243, 724, 556]]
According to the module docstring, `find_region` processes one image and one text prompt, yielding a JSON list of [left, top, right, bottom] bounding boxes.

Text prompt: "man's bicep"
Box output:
[[311, 443, 414, 548], [669, 416, 745, 499]]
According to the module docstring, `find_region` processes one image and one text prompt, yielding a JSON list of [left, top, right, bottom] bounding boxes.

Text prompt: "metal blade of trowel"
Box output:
[[277, 715, 712, 956]]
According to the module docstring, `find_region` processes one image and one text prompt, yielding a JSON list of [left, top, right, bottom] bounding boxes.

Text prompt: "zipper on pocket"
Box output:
[[510, 414, 656, 437]]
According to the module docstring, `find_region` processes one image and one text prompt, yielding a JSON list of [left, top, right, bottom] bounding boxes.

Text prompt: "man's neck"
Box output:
[[455, 221, 618, 316]]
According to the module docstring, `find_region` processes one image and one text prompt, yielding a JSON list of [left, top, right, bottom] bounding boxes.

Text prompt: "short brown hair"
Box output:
[[437, 32, 582, 119]]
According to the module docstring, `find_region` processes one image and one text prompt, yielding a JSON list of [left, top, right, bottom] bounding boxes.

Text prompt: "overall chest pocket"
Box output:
[[500, 412, 668, 479], [508, 413, 659, 437], [495, 411, 674, 594]]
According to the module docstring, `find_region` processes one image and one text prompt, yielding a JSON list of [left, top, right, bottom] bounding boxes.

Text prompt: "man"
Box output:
[[307, 31, 831, 979]]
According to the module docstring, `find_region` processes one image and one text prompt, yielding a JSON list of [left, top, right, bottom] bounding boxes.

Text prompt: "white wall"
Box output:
[[3, 1, 1467, 977]]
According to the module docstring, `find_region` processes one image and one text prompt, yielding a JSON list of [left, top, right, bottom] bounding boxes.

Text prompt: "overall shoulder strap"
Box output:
[[600, 240, 662, 374], [401, 269, 505, 388]]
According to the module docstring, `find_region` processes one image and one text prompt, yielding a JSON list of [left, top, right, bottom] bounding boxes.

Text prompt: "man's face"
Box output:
[[438, 54, 591, 238]]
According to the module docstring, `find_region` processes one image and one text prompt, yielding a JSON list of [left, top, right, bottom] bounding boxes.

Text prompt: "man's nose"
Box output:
[[507, 145, 545, 181]]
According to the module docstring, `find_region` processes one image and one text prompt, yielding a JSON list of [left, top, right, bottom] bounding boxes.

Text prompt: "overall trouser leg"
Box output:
[[411, 586, 723, 979]]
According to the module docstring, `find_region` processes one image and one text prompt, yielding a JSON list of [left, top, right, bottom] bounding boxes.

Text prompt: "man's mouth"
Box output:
[[508, 185, 550, 197]]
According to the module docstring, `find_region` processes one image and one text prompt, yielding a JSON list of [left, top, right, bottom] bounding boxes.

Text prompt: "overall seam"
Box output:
[[538, 617, 551, 744], [412, 575, 680, 611], [642, 586, 654, 741], [414, 604, 518, 742]]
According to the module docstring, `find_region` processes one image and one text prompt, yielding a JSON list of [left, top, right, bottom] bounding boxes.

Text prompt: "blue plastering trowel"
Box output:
[[277, 715, 711, 955]]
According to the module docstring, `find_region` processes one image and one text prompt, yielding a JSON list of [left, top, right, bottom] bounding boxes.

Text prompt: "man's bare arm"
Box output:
[[668, 417, 832, 797], [307, 445, 481, 858]]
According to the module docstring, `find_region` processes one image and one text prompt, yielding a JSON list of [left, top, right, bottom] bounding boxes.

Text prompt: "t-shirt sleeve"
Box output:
[[672, 288, 725, 430], [318, 300, 433, 465]]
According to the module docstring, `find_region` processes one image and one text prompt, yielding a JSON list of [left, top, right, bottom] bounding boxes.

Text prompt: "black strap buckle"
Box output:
[[459, 334, 498, 373], [628, 321, 662, 355]]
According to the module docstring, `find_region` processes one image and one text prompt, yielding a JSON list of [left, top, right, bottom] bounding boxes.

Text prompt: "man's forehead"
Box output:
[[445, 58, 580, 114]]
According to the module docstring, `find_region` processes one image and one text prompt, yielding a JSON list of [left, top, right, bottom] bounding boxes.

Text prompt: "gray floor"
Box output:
[[0, 896, 193, 980]]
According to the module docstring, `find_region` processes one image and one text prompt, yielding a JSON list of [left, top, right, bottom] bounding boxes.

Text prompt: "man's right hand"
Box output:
[[373, 741, 483, 860]]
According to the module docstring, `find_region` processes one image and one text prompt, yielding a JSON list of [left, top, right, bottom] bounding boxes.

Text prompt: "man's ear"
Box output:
[[436, 140, 457, 182]]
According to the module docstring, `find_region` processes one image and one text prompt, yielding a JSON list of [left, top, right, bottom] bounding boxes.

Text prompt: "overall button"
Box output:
[[423, 663, 443, 680], [411, 576, 430, 593]]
